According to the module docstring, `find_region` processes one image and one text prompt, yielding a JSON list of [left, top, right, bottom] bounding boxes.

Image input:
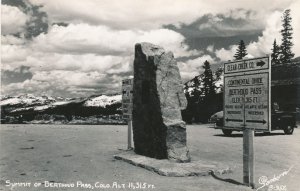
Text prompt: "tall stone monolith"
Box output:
[[132, 42, 190, 162]]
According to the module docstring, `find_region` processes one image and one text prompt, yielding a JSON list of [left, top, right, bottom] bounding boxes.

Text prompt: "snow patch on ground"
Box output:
[[52, 101, 71, 106], [10, 107, 34, 113], [34, 105, 50, 111]]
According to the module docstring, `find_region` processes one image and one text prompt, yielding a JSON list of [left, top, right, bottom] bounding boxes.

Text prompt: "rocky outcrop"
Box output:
[[132, 42, 190, 162]]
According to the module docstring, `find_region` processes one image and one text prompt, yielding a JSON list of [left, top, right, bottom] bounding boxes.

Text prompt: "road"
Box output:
[[0, 124, 299, 191]]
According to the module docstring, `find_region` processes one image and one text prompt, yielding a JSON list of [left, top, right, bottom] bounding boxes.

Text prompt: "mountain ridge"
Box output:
[[0, 93, 123, 124]]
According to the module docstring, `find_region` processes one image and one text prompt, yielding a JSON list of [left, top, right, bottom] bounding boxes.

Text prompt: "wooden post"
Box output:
[[127, 118, 132, 150], [122, 78, 133, 150], [243, 128, 255, 188]]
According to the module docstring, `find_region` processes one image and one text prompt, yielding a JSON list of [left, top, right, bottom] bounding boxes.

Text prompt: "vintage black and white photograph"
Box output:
[[1, 0, 299, 191]]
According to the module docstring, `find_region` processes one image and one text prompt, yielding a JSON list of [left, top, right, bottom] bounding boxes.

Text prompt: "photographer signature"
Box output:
[[256, 166, 293, 191]]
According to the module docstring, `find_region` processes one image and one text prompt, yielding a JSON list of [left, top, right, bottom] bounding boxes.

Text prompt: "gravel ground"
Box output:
[[0, 124, 299, 191]]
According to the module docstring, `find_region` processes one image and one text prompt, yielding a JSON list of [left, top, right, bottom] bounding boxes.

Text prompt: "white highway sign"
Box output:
[[224, 57, 269, 74], [224, 56, 271, 131], [122, 78, 133, 120]]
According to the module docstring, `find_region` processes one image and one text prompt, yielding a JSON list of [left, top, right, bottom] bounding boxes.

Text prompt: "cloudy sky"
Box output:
[[1, 0, 299, 97]]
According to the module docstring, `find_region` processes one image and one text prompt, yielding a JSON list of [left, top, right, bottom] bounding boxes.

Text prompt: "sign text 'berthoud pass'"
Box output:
[[224, 56, 271, 130]]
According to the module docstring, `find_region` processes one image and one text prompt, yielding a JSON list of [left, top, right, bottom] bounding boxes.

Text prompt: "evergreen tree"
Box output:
[[202, 60, 215, 96], [271, 39, 280, 65], [280, 9, 294, 63], [234, 40, 248, 60], [214, 67, 223, 82], [191, 76, 201, 102], [214, 67, 223, 93], [189, 76, 202, 122]]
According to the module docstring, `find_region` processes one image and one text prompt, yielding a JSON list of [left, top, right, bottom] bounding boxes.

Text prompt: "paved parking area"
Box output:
[[0, 124, 299, 191]]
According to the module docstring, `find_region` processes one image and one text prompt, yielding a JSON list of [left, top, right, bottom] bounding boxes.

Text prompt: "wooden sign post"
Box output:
[[243, 128, 254, 187], [224, 56, 271, 187], [127, 119, 132, 149], [122, 78, 134, 150]]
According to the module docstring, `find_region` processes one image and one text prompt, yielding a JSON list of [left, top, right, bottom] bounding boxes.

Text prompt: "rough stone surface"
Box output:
[[132, 42, 190, 162], [114, 151, 232, 177]]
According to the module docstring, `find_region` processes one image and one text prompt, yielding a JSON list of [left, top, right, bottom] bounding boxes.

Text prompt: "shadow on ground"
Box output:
[[210, 171, 244, 186], [213, 132, 286, 138]]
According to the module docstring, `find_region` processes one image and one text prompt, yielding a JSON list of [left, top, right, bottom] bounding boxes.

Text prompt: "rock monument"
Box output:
[[132, 42, 190, 162]]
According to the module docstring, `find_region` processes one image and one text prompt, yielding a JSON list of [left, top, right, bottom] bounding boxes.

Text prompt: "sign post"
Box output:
[[122, 78, 134, 150], [224, 56, 271, 187], [243, 128, 254, 187]]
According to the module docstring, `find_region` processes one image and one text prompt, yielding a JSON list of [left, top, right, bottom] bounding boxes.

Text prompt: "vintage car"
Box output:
[[209, 111, 223, 123], [213, 110, 297, 136]]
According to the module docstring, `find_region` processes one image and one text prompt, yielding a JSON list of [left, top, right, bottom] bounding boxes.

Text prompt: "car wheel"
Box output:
[[222, 129, 233, 136], [283, 126, 294, 135]]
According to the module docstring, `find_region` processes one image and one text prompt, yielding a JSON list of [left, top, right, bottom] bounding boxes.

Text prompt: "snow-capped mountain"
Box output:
[[0, 94, 56, 107], [0, 94, 122, 108], [0, 93, 123, 121], [84, 95, 122, 108]]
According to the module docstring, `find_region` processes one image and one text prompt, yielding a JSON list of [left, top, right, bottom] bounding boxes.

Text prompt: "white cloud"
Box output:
[[33, 24, 136, 55], [247, 11, 282, 57], [137, 29, 201, 57], [28, 0, 294, 29], [216, 5, 299, 59], [226, 9, 249, 20], [207, 45, 214, 53], [1, 35, 26, 45], [1, 5, 29, 35], [33, 53, 132, 74], [246, 5, 299, 58], [1, 22, 200, 96], [32, 23, 200, 57], [2, 0, 299, 98], [290, 1, 300, 56], [1, 44, 29, 65], [178, 55, 216, 80], [215, 45, 238, 61], [29, 0, 205, 29], [1, 47, 132, 75], [2, 79, 52, 96], [32, 70, 105, 87], [1, 70, 122, 97]]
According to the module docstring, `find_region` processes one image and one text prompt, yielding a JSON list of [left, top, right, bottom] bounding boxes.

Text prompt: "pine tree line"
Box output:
[[234, 9, 294, 64], [272, 9, 295, 64], [184, 61, 223, 100], [182, 9, 295, 123], [183, 60, 223, 123]]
